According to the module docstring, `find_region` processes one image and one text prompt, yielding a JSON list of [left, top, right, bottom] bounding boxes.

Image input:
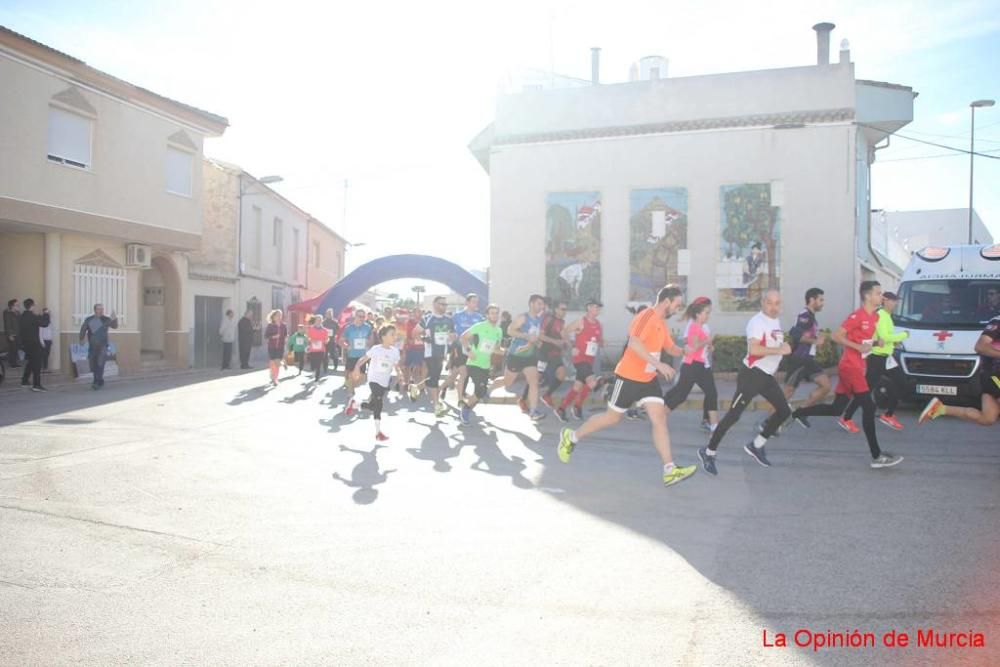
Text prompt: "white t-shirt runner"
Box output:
[[743, 312, 785, 376], [365, 344, 400, 388]]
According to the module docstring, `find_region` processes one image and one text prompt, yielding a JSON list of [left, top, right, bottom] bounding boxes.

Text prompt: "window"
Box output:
[[48, 106, 92, 168], [272, 286, 285, 311], [166, 147, 193, 196], [73, 263, 126, 325], [313, 241, 321, 269], [274, 218, 284, 275], [251, 207, 262, 269], [292, 228, 300, 281]]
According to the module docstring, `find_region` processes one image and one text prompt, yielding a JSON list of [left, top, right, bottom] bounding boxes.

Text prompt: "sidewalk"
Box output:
[[0, 365, 242, 396]]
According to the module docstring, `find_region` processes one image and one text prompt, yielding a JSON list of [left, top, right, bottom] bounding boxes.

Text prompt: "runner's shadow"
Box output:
[[282, 382, 318, 404], [405, 417, 465, 472], [332, 444, 395, 505], [469, 428, 533, 489], [227, 384, 272, 406]]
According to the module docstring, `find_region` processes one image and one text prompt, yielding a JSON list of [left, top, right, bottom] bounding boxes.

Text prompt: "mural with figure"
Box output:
[[717, 182, 782, 311], [546, 192, 601, 310], [629, 188, 689, 301]]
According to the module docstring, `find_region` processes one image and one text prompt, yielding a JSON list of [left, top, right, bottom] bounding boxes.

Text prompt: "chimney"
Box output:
[[839, 38, 851, 64], [812, 22, 835, 65], [591, 47, 601, 85]]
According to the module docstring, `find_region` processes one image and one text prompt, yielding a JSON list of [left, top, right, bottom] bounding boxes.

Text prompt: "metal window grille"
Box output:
[[73, 263, 127, 326]]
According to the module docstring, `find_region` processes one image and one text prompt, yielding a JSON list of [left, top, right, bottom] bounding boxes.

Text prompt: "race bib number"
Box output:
[[434, 331, 449, 346], [809, 343, 817, 357], [480, 339, 496, 354], [861, 339, 874, 359], [377, 358, 392, 373], [309, 340, 324, 353], [424, 342, 433, 358], [885, 355, 898, 370], [352, 338, 366, 351], [585, 340, 599, 356], [536, 361, 548, 372]]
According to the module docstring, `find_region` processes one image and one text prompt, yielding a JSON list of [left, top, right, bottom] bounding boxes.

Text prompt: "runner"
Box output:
[[263, 310, 287, 387], [919, 314, 1000, 427], [323, 308, 340, 372], [762, 287, 831, 435], [841, 291, 908, 430], [791, 281, 904, 468], [341, 309, 374, 416], [459, 304, 503, 425], [697, 289, 792, 475], [352, 324, 402, 441], [413, 296, 455, 418], [664, 297, 719, 431], [443, 293, 484, 401], [556, 299, 604, 422], [306, 315, 329, 382], [556, 285, 697, 487], [489, 294, 547, 421], [286, 324, 308, 376], [521, 299, 568, 412]]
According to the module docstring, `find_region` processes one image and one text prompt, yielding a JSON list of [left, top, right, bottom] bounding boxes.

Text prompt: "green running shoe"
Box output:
[[434, 402, 448, 418], [663, 464, 697, 487], [557, 428, 575, 463]]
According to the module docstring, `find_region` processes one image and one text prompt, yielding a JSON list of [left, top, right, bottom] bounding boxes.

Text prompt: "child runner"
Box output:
[[557, 299, 604, 422], [306, 315, 329, 382], [263, 310, 287, 387], [342, 309, 374, 415], [286, 324, 308, 376], [352, 325, 402, 441], [459, 304, 504, 425], [664, 297, 719, 432]]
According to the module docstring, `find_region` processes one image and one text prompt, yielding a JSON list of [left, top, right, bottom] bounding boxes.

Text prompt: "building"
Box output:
[[469, 23, 916, 339], [306, 217, 346, 302], [877, 209, 994, 262], [0, 26, 228, 373]]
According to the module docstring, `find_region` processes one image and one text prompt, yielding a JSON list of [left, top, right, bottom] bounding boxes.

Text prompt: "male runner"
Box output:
[[791, 281, 904, 468], [698, 289, 792, 475], [841, 291, 908, 431], [443, 293, 484, 400], [521, 300, 568, 412], [557, 285, 697, 487], [341, 309, 374, 416], [403, 307, 425, 400], [459, 304, 504, 425], [920, 314, 1000, 427], [557, 299, 604, 422], [489, 294, 547, 421], [413, 296, 455, 418]]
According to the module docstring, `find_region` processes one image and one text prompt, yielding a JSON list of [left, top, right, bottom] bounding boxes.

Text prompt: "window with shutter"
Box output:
[[48, 106, 92, 168]]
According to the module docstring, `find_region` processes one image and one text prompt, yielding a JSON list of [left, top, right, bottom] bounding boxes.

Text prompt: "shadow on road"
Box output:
[[331, 444, 395, 505], [405, 417, 465, 473]]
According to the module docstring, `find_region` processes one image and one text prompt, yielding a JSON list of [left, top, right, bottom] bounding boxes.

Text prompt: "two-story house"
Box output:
[[0, 26, 228, 373]]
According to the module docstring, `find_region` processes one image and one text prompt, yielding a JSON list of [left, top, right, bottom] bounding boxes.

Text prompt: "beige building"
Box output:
[[0, 26, 228, 374], [306, 216, 346, 301]]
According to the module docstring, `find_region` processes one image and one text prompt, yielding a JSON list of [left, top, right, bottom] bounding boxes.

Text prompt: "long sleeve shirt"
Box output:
[[79, 315, 118, 347], [871, 308, 908, 357], [19, 311, 50, 349]]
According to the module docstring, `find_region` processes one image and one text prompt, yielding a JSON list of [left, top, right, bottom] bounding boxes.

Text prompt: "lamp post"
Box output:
[[412, 285, 425, 308], [969, 99, 995, 244]]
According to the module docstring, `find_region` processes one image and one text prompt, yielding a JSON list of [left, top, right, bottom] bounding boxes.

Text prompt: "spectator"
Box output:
[[237, 309, 255, 369], [39, 312, 53, 372], [264, 310, 287, 386], [19, 298, 50, 391], [4, 299, 21, 368], [219, 309, 237, 370], [79, 304, 118, 390]]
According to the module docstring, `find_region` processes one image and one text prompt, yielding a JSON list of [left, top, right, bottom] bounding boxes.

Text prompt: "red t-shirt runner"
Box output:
[[572, 317, 603, 364], [836, 307, 879, 395]]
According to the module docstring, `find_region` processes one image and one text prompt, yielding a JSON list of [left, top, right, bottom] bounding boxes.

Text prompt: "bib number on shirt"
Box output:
[[377, 358, 392, 373], [536, 361, 548, 372], [434, 331, 449, 346], [309, 341, 324, 353], [861, 339, 874, 359], [424, 342, 433, 358], [585, 340, 599, 356], [480, 339, 496, 354], [352, 338, 366, 351]]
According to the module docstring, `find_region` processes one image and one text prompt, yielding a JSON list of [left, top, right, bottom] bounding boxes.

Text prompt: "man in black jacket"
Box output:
[[19, 298, 50, 391], [237, 309, 255, 369], [4, 299, 21, 368]]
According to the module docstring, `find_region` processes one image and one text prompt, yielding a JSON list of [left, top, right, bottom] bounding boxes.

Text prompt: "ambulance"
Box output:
[[893, 243, 1000, 403]]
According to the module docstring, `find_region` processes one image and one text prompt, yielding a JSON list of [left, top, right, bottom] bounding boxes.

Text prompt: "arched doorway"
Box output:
[[309, 254, 488, 315], [142, 255, 185, 368]]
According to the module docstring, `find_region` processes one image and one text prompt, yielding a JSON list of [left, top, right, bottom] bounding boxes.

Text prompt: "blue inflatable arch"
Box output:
[[315, 254, 489, 315]]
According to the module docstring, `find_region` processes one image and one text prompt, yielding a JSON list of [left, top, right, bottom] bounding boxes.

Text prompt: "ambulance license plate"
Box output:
[[916, 384, 957, 396]]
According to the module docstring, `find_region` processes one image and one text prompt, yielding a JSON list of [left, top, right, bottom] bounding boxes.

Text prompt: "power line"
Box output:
[[879, 148, 1000, 163], [856, 122, 1000, 159]]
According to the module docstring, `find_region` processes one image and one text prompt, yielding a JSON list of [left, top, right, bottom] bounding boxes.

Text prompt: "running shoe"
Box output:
[[518, 398, 529, 414], [529, 409, 546, 422], [698, 446, 717, 476], [31, 386, 48, 392], [571, 405, 584, 421], [837, 417, 860, 434], [345, 399, 356, 416], [557, 428, 575, 463], [554, 407, 568, 423], [743, 442, 771, 467], [408, 384, 420, 402], [700, 419, 713, 433], [663, 464, 697, 487], [879, 414, 904, 431], [434, 402, 448, 418], [793, 414, 811, 429], [541, 393, 556, 409], [460, 404, 472, 425], [870, 453, 903, 469], [375, 432, 390, 442], [919, 397, 946, 425]]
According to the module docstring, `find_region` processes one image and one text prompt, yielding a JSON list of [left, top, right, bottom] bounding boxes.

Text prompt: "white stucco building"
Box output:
[[470, 23, 916, 339]]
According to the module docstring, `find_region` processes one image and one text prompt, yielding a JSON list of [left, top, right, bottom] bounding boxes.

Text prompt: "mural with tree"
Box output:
[[545, 192, 601, 310], [717, 183, 782, 311], [629, 188, 689, 301]]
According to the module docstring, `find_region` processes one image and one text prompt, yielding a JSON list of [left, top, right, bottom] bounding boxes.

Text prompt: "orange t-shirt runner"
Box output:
[[615, 309, 674, 382]]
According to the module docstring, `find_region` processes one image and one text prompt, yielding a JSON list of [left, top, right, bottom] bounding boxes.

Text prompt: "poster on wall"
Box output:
[[69, 342, 119, 382], [629, 188, 689, 301], [717, 182, 782, 311], [545, 192, 601, 311]]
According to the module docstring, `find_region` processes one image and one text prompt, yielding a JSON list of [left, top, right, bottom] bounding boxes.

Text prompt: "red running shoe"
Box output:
[[375, 431, 389, 442], [879, 414, 904, 431], [345, 399, 356, 417], [837, 417, 860, 434]]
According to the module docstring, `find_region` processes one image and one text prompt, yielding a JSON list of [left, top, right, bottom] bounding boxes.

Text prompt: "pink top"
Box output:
[[307, 325, 328, 353], [683, 320, 710, 366]]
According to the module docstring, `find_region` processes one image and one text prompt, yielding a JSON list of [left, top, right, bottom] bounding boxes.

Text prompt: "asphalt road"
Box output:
[[1, 369, 997, 666]]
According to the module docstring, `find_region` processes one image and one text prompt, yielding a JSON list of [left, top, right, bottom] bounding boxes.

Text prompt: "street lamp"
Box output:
[[412, 285, 426, 307], [969, 99, 995, 244]]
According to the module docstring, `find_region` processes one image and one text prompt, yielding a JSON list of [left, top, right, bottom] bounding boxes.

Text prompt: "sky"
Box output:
[[2, 0, 999, 298]]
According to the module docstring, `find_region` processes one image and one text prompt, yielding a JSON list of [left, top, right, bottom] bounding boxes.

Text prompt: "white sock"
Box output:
[[663, 462, 675, 474], [375, 419, 381, 433], [569, 431, 578, 443], [753, 434, 767, 448], [705, 448, 717, 457], [709, 423, 718, 432]]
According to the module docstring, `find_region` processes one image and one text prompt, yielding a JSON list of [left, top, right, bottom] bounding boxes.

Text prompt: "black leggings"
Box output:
[[843, 355, 901, 419], [708, 365, 791, 451], [308, 351, 324, 377], [362, 383, 388, 419], [664, 361, 718, 411], [795, 393, 881, 459]]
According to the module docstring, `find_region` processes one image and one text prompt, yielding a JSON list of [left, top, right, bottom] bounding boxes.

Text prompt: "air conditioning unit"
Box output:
[[125, 244, 152, 268]]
